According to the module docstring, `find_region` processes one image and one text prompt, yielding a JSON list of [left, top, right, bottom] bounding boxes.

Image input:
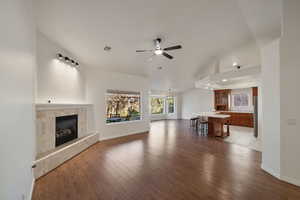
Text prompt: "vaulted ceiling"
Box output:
[[35, 0, 281, 92]]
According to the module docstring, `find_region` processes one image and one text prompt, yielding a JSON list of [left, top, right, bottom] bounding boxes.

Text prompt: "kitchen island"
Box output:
[[198, 113, 231, 137]]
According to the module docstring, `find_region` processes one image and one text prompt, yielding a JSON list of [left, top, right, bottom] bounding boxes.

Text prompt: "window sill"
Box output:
[[106, 119, 143, 126]]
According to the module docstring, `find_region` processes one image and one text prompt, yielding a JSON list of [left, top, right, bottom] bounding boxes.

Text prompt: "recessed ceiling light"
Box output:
[[222, 79, 228, 82], [233, 62, 238, 66], [104, 46, 112, 51]]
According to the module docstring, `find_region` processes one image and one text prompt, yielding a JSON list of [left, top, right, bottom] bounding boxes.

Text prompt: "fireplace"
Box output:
[[55, 115, 78, 147]]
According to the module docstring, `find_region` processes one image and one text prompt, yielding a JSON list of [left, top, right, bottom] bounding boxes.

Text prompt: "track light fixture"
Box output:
[[57, 53, 64, 60], [56, 53, 79, 67], [64, 56, 70, 62]]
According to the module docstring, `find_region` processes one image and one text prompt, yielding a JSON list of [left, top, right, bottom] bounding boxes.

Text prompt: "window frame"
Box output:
[[150, 95, 176, 115], [232, 93, 250, 108], [150, 96, 166, 115], [105, 90, 142, 125], [166, 96, 175, 114]]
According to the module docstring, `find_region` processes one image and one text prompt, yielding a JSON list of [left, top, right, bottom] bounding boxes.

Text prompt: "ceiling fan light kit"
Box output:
[[136, 38, 182, 60]]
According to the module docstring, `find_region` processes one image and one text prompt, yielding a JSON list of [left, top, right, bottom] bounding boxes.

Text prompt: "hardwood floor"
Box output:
[[32, 120, 300, 200]]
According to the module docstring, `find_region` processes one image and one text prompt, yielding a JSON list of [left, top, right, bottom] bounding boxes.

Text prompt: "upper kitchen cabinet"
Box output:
[[214, 89, 231, 111]]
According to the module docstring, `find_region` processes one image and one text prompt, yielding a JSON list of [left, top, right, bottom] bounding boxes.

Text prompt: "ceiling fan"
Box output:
[[136, 38, 182, 60]]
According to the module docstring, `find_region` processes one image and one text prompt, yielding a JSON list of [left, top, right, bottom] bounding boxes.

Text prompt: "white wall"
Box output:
[[280, 0, 300, 185], [36, 33, 150, 141], [36, 32, 86, 104], [85, 69, 150, 140], [260, 39, 281, 177], [0, 0, 36, 199], [180, 89, 214, 119]]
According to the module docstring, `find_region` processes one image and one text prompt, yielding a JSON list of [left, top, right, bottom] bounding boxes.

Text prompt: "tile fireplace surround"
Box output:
[[34, 103, 98, 179]]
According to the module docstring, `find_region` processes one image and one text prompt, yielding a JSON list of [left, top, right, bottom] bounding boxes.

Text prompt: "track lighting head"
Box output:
[[64, 57, 70, 62], [56, 53, 79, 68], [57, 53, 64, 60]]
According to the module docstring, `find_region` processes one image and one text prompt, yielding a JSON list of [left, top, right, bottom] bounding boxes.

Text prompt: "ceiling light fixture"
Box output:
[[56, 53, 79, 68], [57, 53, 64, 60], [233, 62, 238, 67], [222, 79, 228, 82], [104, 46, 112, 51], [64, 57, 70, 63], [154, 49, 163, 55]]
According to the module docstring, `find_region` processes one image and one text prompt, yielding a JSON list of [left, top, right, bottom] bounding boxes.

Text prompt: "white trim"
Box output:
[[29, 177, 35, 200], [99, 129, 149, 141], [261, 163, 300, 187], [106, 119, 143, 126], [261, 163, 281, 179], [281, 176, 300, 187], [105, 90, 143, 124]]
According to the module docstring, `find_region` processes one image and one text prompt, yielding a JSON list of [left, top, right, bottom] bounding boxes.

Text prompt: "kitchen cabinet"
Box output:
[[214, 89, 231, 111], [219, 112, 254, 127]]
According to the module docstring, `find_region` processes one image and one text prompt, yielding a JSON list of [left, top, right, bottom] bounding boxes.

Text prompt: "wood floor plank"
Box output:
[[32, 120, 300, 200]]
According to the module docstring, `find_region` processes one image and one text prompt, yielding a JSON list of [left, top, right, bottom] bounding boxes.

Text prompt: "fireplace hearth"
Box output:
[[55, 115, 78, 147]]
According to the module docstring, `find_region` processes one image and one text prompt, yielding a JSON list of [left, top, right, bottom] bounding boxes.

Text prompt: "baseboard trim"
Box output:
[[261, 163, 300, 187], [281, 176, 300, 187], [29, 177, 35, 200], [261, 163, 280, 179], [100, 130, 149, 141]]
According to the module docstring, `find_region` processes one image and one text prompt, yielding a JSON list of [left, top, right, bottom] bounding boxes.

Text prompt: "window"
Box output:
[[106, 90, 141, 123], [233, 93, 249, 107], [151, 97, 165, 114], [167, 97, 175, 114]]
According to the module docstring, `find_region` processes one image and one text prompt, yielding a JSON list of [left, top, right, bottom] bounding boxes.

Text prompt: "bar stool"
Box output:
[[197, 116, 208, 135], [190, 117, 199, 128]]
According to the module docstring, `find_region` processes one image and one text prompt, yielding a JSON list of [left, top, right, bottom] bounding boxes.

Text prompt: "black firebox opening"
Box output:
[[55, 115, 78, 147]]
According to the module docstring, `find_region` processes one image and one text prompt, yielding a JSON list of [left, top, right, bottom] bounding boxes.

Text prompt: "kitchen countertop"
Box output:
[[217, 110, 254, 114], [197, 112, 231, 119]]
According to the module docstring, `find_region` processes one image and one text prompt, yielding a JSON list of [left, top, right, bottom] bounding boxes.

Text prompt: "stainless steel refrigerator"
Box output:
[[253, 95, 258, 138]]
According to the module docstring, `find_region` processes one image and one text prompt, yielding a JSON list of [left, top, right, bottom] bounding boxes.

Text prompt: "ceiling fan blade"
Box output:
[[163, 52, 173, 59], [163, 45, 182, 51], [136, 50, 152, 52]]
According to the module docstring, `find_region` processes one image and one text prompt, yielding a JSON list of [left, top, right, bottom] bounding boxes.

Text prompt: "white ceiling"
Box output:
[[35, 0, 280, 92], [237, 0, 282, 45]]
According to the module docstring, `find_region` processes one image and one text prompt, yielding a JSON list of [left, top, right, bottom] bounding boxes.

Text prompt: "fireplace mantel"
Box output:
[[34, 103, 97, 179], [36, 103, 93, 111]]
